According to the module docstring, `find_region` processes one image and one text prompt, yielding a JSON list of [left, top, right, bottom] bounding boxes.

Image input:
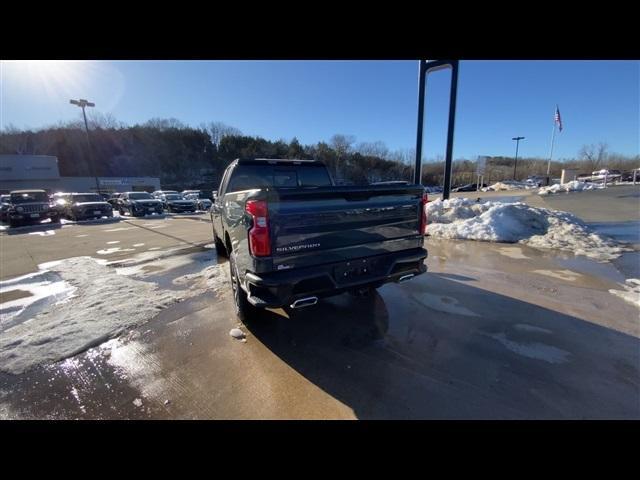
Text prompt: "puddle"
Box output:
[[531, 269, 583, 282], [411, 292, 479, 317], [588, 221, 640, 245], [1, 289, 33, 304], [556, 256, 627, 284], [498, 246, 530, 260], [489, 196, 525, 204]]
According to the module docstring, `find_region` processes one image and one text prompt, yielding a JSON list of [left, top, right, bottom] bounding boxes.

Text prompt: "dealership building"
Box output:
[[0, 155, 160, 194]]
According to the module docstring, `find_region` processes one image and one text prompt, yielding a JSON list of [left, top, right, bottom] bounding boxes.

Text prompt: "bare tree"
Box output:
[[579, 142, 609, 171], [330, 134, 356, 157], [87, 112, 124, 129], [204, 121, 242, 146], [356, 141, 389, 159]]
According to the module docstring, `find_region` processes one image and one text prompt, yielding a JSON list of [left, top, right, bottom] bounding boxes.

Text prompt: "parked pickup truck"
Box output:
[[210, 158, 428, 320]]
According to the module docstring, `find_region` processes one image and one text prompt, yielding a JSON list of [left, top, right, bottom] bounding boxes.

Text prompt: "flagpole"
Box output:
[[547, 122, 556, 176]]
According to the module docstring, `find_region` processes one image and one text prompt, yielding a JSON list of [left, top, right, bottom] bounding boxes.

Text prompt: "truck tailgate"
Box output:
[[267, 185, 424, 268]]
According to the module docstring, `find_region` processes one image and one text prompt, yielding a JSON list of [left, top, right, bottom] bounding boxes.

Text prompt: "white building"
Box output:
[[0, 155, 161, 194]]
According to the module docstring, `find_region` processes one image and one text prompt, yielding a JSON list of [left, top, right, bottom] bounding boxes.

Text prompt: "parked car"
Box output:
[[451, 183, 478, 192], [117, 192, 164, 216], [0, 194, 11, 222], [54, 192, 113, 221], [5, 190, 60, 227], [210, 158, 428, 320], [183, 193, 212, 211], [151, 190, 179, 199], [160, 193, 197, 213], [107, 192, 123, 207]]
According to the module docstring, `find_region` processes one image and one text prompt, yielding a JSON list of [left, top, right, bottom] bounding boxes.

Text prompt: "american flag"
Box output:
[[554, 105, 563, 132]]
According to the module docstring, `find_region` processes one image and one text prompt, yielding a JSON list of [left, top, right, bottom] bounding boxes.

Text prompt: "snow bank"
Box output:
[[609, 279, 640, 308], [0, 257, 185, 375], [538, 180, 604, 196], [426, 197, 628, 260], [482, 181, 535, 192]]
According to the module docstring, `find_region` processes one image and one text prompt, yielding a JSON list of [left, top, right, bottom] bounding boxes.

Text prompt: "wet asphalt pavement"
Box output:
[[0, 188, 639, 419]]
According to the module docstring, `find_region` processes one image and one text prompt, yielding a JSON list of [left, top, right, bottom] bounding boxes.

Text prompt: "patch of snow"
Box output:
[[96, 247, 136, 255], [532, 269, 583, 282], [1, 271, 76, 330], [489, 332, 570, 364], [0, 257, 185, 375], [133, 243, 145, 247], [482, 181, 536, 192], [172, 264, 226, 292], [609, 279, 640, 308], [426, 197, 628, 261], [538, 180, 604, 196], [229, 328, 245, 339], [28, 230, 56, 236], [106, 241, 120, 245]]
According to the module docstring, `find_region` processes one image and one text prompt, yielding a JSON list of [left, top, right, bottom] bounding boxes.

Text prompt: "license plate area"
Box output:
[[30, 213, 41, 218], [93, 210, 102, 215], [333, 258, 381, 285]]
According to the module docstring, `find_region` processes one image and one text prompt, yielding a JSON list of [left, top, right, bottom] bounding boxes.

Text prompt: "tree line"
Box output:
[[1, 115, 637, 190]]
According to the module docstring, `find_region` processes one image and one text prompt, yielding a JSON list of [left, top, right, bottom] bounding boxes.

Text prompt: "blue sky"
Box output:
[[1, 60, 638, 161]]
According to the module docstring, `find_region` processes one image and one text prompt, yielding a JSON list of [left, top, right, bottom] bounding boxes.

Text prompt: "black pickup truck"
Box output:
[[210, 158, 428, 320]]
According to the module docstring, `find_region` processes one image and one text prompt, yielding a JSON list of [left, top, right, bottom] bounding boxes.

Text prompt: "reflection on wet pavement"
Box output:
[[1, 229, 639, 419]]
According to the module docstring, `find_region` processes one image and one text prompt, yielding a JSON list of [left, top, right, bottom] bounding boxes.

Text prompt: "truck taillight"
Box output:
[[245, 200, 271, 257], [419, 192, 428, 235]]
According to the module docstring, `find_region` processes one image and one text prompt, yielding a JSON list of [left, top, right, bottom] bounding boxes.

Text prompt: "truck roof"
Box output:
[[10, 189, 47, 194], [236, 158, 324, 166]]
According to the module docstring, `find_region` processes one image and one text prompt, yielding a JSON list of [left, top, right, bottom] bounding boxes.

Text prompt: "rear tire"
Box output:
[[229, 253, 256, 322], [214, 233, 228, 258]]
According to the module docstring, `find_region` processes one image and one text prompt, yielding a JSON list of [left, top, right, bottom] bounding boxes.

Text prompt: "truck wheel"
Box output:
[[214, 235, 228, 258], [9, 219, 21, 228], [50, 215, 60, 224], [229, 253, 255, 322]]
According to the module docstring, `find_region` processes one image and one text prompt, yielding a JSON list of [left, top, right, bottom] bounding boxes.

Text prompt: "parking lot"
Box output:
[[0, 187, 639, 419]]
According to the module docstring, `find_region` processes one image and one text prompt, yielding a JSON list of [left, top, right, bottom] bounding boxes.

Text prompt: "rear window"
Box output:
[[73, 194, 102, 203], [227, 165, 332, 192], [128, 192, 152, 200]]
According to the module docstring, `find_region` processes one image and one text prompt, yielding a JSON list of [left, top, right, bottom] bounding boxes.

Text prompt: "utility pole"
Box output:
[[512, 136, 525, 180], [70, 99, 101, 195]]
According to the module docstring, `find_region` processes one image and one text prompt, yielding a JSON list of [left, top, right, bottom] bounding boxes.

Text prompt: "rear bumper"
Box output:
[[242, 247, 427, 309]]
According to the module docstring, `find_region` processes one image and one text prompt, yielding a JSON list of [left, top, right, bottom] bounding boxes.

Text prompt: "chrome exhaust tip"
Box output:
[[290, 297, 318, 309], [398, 274, 415, 283]]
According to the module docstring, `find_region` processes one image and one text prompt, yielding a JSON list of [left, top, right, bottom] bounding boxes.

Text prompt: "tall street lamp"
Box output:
[[70, 99, 101, 194], [512, 136, 525, 180]]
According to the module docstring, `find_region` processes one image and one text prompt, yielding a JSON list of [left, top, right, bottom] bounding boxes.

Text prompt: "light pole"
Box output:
[[70, 99, 101, 195], [512, 136, 525, 180]]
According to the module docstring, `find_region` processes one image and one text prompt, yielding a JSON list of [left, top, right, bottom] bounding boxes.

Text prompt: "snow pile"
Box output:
[[0, 257, 184, 375], [482, 181, 535, 192], [173, 265, 227, 292], [426, 197, 628, 260], [1, 270, 76, 330], [538, 180, 604, 196], [609, 279, 640, 308]]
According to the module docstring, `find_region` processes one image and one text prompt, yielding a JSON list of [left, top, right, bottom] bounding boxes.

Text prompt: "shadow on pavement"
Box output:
[[243, 273, 640, 419]]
